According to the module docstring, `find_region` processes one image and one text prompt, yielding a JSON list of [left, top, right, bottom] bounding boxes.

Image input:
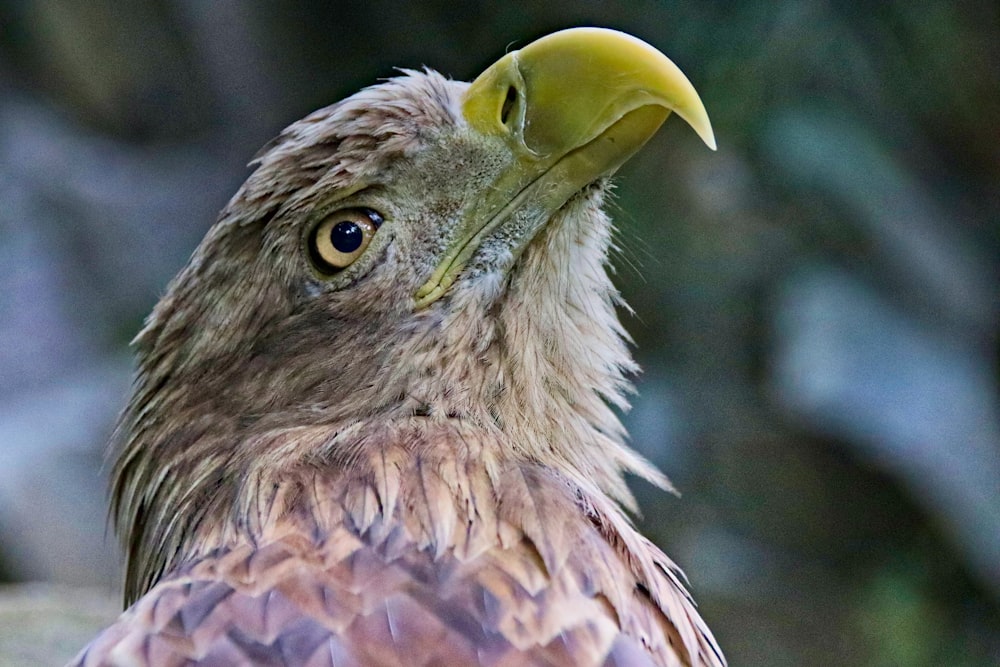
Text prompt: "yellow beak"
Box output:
[[415, 27, 714, 307], [463, 27, 715, 154]]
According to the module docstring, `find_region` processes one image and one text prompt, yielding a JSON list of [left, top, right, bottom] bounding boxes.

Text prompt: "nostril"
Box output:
[[500, 85, 518, 126]]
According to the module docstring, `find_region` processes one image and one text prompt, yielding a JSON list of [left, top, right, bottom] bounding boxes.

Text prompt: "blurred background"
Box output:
[[1, 1, 998, 665]]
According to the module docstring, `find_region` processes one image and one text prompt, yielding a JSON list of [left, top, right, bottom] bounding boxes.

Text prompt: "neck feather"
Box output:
[[111, 186, 669, 602]]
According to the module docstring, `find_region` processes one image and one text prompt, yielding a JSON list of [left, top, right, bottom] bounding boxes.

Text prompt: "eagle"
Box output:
[[70, 27, 722, 667]]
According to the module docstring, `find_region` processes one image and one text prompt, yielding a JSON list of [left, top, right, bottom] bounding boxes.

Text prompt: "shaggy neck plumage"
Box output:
[[110, 189, 665, 604]]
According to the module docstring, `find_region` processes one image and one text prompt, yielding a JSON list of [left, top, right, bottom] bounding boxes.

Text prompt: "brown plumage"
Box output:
[[71, 28, 724, 667]]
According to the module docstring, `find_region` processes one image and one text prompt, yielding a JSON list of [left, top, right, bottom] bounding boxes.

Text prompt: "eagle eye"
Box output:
[[308, 208, 383, 274]]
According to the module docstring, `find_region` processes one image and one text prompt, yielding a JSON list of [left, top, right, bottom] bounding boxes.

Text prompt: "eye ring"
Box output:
[[308, 208, 383, 274]]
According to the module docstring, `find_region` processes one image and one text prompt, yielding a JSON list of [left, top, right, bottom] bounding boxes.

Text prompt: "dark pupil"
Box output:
[[330, 221, 363, 253]]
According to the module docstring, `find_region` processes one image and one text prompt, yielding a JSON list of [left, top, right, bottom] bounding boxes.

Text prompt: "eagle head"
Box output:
[[111, 27, 714, 604]]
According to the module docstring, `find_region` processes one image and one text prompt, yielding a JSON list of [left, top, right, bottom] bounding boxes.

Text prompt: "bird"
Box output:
[[70, 27, 723, 667]]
